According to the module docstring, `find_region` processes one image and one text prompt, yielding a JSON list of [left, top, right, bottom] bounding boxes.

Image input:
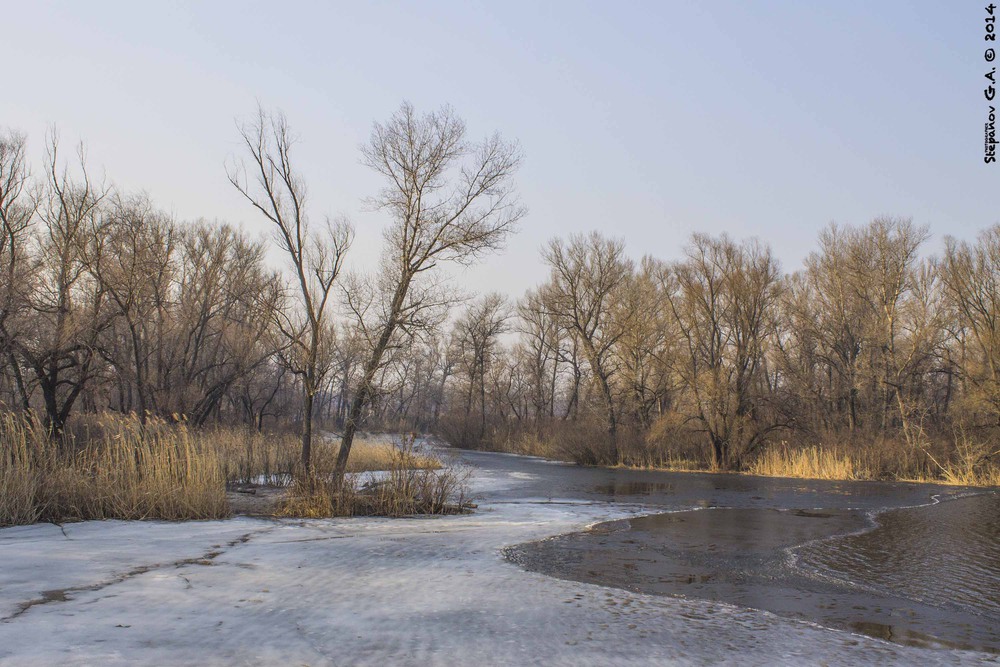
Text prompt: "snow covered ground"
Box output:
[[0, 456, 993, 665]]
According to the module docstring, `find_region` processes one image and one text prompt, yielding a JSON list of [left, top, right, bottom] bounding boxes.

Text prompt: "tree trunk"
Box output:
[[334, 275, 411, 483], [301, 385, 314, 473]]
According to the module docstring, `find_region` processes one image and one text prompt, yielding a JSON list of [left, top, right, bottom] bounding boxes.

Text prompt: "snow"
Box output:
[[0, 461, 993, 665]]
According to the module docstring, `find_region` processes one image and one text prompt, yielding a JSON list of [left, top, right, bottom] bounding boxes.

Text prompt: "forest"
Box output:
[[1, 103, 999, 526]]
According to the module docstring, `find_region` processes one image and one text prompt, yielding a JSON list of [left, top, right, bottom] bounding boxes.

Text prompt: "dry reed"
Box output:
[[279, 435, 469, 517], [0, 413, 227, 526], [0, 413, 453, 526], [748, 445, 859, 481]]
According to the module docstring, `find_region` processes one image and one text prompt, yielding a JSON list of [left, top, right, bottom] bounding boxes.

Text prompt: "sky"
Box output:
[[2, 1, 995, 298]]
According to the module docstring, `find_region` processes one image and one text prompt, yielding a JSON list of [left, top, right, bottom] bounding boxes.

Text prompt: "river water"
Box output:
[[451, 449, 1000, 654]]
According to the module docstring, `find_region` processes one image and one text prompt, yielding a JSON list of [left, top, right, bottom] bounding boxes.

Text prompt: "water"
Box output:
[[796, 494, 1000, 617], [450, 449, 1000, 653]]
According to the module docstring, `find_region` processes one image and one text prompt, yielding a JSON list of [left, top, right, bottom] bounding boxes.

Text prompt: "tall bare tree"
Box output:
[[454, 293, 510, 441], [85, 193, 176, 424], [0, 130, 35, 412], [541, 232, 633, 461], [943, 225, 1000, 424], [15, 135, 111, 437], [229, 107, 352, 472], [664, 233, 781, 468], [335, 102, 524, 480]]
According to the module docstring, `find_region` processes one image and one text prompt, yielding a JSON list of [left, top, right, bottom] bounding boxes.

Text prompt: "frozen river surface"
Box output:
[[0, 445, 996, 665]]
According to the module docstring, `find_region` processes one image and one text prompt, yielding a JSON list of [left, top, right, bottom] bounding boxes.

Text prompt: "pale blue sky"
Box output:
[[3, 1, 994, 295]]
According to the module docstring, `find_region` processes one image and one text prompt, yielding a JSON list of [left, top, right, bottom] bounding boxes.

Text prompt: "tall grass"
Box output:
[[748, 445, 859, 481], [0, 413, 227, 526], [215, 428, 441, 486], [279, 434, 470, 517], [473, 418, 1000, 486], [1, 413, 457, 527], [919, 429, 1000, 486]]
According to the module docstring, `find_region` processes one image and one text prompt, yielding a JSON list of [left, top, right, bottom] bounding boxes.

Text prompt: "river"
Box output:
[[451, 448, 1000, 653]]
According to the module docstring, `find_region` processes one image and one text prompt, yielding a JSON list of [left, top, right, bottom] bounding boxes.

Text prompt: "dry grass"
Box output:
[[278, 435, 469, 517], [0, 413, 228, 527], [914, 430, 1000, 486], [748, 445, 859, 481], [474, 420, 1000, 487], [0, 413, 451, 526], [215, 429, 440, 487]]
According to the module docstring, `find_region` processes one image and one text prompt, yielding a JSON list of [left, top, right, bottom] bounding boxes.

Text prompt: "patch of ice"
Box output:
[[0, 465, 992, 665]]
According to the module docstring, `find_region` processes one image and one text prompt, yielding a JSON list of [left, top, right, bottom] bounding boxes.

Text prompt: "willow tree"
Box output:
[[17, 135, 111, 438], [665, 233, 781, 469], [229, 107, 352, 472], [334, 102, 524, 480]]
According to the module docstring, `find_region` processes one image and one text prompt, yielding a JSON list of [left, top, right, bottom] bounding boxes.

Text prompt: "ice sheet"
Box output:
[[0, 465, 992, 665]]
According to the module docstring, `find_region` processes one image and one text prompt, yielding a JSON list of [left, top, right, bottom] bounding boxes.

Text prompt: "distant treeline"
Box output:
[[434, 221, 1000, 483], [2, 121, 999, 483]]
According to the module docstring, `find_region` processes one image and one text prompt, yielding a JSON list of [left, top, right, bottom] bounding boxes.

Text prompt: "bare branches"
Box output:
[[361, 102, 525, 273], [539, 232, 633, 458], [335, 102, 524, 479], [230, 105, 353, 471]]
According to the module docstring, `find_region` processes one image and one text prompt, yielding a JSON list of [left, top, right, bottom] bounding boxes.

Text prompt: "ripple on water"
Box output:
[[508, 493, 1000, 653], [794, 493, 1000, 616]]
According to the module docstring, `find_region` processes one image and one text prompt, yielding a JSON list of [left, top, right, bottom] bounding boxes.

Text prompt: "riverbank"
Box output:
[[0, 446, 994, 665], [471, 438, 1000, 488]]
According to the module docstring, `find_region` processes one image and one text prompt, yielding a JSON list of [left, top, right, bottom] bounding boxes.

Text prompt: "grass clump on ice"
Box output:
[[279, 435, 469, 518]]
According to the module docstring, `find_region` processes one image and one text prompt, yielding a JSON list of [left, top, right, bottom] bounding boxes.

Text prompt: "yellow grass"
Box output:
[[748, 446, 859, 481], [507, 424, 1000, 486], [0, 413, 448, 526], [0, 413, 228, 526], [212, 429, 441, 486], [912, 434, 1000, 486], [278, 435, 467, 518]]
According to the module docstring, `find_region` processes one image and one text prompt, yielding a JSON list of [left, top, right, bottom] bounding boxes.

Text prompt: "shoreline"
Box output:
[[507, 494, 1000, 653], [1, 448, 995, 664], [455, 445, 1000, 489]]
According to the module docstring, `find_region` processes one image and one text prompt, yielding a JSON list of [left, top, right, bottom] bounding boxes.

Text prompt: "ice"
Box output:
[[0, 463, 993, 665]]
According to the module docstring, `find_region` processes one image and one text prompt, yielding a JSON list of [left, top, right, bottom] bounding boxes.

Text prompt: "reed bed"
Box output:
[[279, 435, 470, 517], [748, 445, 859, 481], [215, 429, 441, 487], [483, 421, 1000, 486], [0, 413, 227, 526], [0, 413, 458, 526]]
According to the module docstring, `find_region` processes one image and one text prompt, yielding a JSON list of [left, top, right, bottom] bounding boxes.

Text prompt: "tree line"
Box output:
[[429, 221, 1000, 479], [2, 107, 999, 481], [0, 103, 524, 481]]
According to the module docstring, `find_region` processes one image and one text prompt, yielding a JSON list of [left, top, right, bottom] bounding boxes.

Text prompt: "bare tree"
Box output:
[[516, 288, 564, 419], [85, 193, 176, 424], [541, 232, 633, 461], [0, 130, 35, 412], [14, 134, 111, 437], [229, 106, 352, 472], [612, 256, 674, 428], [664, 233, 781, 469], [454, 293, 510, 441], [334, 102, 524, 480], [943, 225, 1000, 424]]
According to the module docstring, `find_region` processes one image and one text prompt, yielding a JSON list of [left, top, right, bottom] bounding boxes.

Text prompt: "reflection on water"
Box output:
[[593, 481, 675, 496], [507, 494, 1000, 653]]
